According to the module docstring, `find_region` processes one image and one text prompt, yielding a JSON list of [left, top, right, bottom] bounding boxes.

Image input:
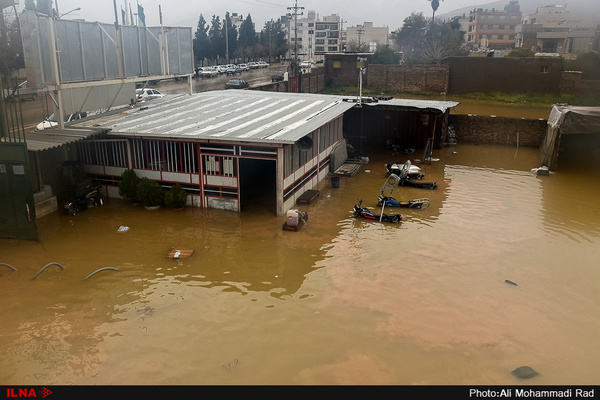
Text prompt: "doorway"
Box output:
[[238, 158, 276, 214]]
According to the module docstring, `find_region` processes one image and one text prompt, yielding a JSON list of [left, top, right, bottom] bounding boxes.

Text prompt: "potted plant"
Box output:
[[165, 184, 188, 210], [118, 169, 140, 204], [136, 177, 165, 209]]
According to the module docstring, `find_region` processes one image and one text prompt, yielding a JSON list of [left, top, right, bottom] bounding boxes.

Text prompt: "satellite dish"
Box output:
[[297, 135, 313, 151]]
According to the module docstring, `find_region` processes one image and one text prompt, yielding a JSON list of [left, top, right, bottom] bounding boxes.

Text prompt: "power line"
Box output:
[[287, 0, 304, 76]]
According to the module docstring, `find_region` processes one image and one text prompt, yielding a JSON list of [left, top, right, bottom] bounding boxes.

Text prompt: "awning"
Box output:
[[25, 128, 106, 152]]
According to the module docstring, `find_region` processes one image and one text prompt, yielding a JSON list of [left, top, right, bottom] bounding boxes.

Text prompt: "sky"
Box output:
[[15, 0, 483, 30], [14, 0, 600, 31]]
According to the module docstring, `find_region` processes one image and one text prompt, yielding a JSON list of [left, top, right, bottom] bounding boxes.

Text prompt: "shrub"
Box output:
[[118, 169, 140, 202], [164, 184, 188, 209], [136, 177, 165, 207]]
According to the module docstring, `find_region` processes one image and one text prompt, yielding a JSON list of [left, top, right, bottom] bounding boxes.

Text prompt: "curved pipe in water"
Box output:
[[0, 263, 18, 272], [31, 262, 65, 280], [84, 267, 119, 280]]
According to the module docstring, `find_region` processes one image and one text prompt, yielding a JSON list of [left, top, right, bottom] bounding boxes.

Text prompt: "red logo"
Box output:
[[6, 388, 52, 398]]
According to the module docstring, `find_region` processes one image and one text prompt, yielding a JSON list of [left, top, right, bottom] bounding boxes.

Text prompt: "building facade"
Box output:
[[70, 90, 355, 216], [345, 22, 389, 52], [282, 11, 342, 61], [515, 5, 599, 59], [467, 1, 522, 50]]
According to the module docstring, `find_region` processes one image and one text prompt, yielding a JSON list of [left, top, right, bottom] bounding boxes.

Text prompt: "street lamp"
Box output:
[[59, 7, 80, 18]]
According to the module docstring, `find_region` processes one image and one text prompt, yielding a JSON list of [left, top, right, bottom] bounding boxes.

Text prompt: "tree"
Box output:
[[372, 46, 402, 64], [393, 12, 428, 54], [193, 15, 211, 65], [258, 19, 287, 62], [429, 0, 444, 22], [209, 15, 225, 62], [238, 15, 258, 61], [507, 48, 535, 57]]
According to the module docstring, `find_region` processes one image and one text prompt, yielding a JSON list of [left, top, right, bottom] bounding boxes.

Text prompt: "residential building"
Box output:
[[281, 11, 342, 61], [467, 0, 522, 50], [515, 4, 599, 59], [346, 22, 389, 52]]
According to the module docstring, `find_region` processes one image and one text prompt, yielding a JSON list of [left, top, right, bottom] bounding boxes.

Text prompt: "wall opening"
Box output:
[[239, 158, 277, 214]]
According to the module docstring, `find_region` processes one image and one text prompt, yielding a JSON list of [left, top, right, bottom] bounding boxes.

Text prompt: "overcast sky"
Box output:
[[17, 0, 600, 31], [17, 0, 482, 29]]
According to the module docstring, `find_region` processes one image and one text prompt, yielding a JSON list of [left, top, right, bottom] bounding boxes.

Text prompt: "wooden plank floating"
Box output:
[[333, 162, 361, 177], [297, 189, 320, 204], [167, 248, 194, 259]]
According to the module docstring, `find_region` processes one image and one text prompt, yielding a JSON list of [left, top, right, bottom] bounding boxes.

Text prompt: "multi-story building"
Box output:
[[345, 22, 389, 52], [515, 4, 598, 59], [467, 0, 522, 50], [315, 15, 341, 54], [282, 11, 341, 61]]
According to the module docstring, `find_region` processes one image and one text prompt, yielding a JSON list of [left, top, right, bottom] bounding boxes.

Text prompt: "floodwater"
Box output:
[[2, 142, 600, 385]]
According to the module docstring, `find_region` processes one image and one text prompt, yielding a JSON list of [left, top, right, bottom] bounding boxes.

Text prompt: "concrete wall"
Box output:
[[367, 64, 449, 93], [447, 56, 563, 94], [449, 114, 547, 147]]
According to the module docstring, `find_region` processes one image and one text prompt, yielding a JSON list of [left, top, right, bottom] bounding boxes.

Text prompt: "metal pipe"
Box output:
[[31, 262, 65, 280], [83, 267, 119, 280]]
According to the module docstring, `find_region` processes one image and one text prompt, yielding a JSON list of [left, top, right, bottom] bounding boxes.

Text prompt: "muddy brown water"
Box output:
[[2, 141, 600, 385]]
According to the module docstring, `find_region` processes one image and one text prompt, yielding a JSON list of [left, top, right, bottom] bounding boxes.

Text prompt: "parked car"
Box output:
[[271, 71, 286, 82], [200, 67, 219, 78], [300, 60, 313, 69], [225, 79, 249, 89], [226, 65, 242, 75], [257, 61, 269, 68], [35, 112, 87, 131], [136, 88, 164, 101], [238, 63, 249, 71]]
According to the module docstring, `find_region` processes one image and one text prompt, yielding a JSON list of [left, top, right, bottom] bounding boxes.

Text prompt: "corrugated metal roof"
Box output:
[[68, 91, 459, 145], [72, 90, 358, 144], [363, 98, 460, 113], [25, 128, 105, 152]]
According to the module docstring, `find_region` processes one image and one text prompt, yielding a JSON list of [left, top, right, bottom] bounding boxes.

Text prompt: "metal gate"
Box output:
[[0, 142, 38, 241]]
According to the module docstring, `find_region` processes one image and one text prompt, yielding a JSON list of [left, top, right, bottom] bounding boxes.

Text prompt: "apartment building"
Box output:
[[346, 22, 389, 51], [467, 0, 522, 50], [282, 11, 341, 61], [515, 4, 598, 59]]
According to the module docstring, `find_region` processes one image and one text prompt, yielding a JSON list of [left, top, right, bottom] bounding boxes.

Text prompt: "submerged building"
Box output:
[[69, 90, 355, 216]]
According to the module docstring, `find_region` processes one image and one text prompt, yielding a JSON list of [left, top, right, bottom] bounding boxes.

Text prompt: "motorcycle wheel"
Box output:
[[67, 205, 79, 216]]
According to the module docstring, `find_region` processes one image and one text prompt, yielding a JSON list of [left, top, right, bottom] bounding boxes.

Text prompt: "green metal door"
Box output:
[[0, 142, 38, 241]]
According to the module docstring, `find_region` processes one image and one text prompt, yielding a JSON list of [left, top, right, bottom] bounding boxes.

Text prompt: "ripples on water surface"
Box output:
[[1, 144, 599, 385]]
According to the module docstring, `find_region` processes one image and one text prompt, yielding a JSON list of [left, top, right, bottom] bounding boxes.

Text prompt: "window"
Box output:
[[540, 65, 549, 73]]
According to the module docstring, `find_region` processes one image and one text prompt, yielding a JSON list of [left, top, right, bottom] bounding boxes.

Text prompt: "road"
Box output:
[[14, 62, 293, 133], [156, 62, 290, 95]]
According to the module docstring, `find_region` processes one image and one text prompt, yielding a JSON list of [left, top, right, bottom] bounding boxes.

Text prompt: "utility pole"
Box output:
[[357, 25, 365, 50], [287, 0, 304, 76]]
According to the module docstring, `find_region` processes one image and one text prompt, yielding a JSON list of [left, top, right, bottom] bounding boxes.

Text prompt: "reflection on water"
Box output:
[[1, 144, 599, 385]]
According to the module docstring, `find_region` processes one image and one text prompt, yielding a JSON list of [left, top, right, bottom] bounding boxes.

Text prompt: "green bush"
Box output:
[[118, 169, 140, 202], [136, 177, 165, 207], [164, 184, 188, 209]]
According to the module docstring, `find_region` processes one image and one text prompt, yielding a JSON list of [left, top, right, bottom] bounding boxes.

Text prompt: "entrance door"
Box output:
[[239, 158, 276, 213], [0, 143, 38, 240]]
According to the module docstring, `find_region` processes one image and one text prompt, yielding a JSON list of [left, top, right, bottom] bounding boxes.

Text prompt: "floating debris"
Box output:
[[512, 366, 539, 379], [505, 279, 518, 286]]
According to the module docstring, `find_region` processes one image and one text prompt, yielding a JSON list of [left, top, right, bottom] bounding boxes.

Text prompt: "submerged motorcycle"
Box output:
[[64, 183, 104, 215], [385, 161, 437, 189], [377, 194, 430, 209], [353, 199, 402, 223]]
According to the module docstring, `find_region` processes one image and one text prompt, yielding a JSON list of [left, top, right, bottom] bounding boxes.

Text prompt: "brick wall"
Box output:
[[449, 114, 547, 147], [367, 64, 449, 93]]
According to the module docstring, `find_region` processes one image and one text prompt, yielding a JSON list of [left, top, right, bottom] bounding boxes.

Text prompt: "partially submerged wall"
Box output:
[[449, 114, 547, 147]]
